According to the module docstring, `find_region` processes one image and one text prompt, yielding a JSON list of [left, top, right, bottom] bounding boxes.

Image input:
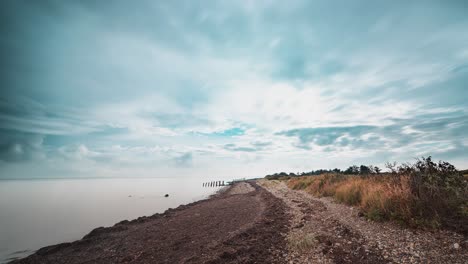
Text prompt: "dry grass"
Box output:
[[287, 232, 317, 252], [287, 170, 467, 233]]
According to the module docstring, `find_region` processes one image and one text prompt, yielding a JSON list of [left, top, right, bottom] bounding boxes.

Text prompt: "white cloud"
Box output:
[[2, 0, 468, 179]]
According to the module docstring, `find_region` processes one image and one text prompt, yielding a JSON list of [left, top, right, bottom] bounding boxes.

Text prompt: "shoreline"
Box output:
[[7, 184, 231, 263], [1, 178, 221, 263], [11, 181, 289, 264], [8, 180, 468, 263]]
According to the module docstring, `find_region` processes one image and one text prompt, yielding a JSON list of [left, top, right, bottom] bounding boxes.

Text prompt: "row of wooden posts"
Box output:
[[203, 181, 225, 187]]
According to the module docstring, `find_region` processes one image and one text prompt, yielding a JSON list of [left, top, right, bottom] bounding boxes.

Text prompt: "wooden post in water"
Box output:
[[203, 180, 228, 187]]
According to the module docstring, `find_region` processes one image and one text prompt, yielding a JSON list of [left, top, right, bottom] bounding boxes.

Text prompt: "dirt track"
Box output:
[[258, 180, 468, 264], [12, 182, 288, 264]]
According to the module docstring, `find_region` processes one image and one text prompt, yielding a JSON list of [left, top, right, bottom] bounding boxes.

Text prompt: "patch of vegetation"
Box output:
[[264, 172, 294, 181], [265, 164, 383, 180], [283, 157, 468, 234], [287, 232, 317, 252]]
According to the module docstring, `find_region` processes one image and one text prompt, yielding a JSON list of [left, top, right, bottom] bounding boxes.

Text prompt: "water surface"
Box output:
[[0, 177, 221, 263]]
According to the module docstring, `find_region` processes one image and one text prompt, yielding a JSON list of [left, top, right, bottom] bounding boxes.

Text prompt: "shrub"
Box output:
[[286, 157, 468, 234], [404, 157, 467, 231]]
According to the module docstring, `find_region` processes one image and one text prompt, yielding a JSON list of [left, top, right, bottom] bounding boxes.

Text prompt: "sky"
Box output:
[[1, 0, 467, 179]]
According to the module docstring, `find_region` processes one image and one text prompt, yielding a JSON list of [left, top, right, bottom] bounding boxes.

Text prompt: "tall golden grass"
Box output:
[[287, 171, 467, 232]]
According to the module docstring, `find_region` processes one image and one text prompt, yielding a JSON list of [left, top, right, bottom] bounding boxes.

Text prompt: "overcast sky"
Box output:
[[1, 0, 467, 179]]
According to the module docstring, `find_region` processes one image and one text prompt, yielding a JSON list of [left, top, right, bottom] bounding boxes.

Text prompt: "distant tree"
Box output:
[[385, 161, 398, 173], [373, 166, 381, 174], [344, 165, 359, 174], [332, 168, 341, 173], [360, 165, 371, 175]]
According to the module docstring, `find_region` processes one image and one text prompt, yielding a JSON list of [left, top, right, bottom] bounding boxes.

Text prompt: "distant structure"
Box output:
[[202, 180, 227, 187]]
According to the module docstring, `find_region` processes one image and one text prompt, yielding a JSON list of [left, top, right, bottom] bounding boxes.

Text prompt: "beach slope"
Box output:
[[12, 182, 288, 264]]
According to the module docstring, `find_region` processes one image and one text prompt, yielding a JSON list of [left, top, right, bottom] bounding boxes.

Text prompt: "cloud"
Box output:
[[251, 141, 273, 148], [0, 130, 44, 162], [56, 144, 102, 161], [277, 110, 468, 153], [223, 140, 273, 152], [151, 113, 213, 129], [1, 0, 468, 178], [223, 144, 257, 152], [277, 126, 376, 148], [173, 152, 193, 167]]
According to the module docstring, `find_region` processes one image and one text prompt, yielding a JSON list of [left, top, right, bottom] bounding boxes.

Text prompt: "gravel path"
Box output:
[[259, 179, 467, 264], [226, 182, 256, 195], [12, 182, 289, 264]]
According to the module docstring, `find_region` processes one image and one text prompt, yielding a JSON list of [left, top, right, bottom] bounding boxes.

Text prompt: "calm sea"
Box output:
[[0, 177, 222, 263]]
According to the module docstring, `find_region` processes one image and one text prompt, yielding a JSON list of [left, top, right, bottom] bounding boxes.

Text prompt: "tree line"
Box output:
[[265, 164, 382, 180]]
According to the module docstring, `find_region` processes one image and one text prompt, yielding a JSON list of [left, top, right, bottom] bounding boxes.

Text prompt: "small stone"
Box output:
[[164, 194, 169, 197], [453, 243, 460, 249]]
